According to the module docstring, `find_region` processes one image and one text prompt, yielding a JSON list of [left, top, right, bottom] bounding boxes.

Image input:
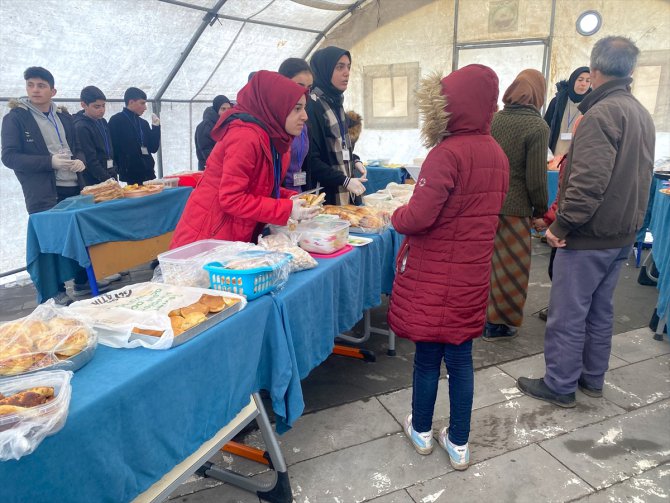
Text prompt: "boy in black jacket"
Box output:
[[108, 87, 160, 184], [73, 86, 117, 186]]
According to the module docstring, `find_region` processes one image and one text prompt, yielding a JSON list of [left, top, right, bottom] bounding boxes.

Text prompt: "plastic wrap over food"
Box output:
[[204, 250, 293, 300], [257, 233, 317, 272], [0, 370, 73, 461], [158, 240, 257, 288], [0, 301, 97, 378], [321, 205, 391, 234], [69, 282, 246, 349]]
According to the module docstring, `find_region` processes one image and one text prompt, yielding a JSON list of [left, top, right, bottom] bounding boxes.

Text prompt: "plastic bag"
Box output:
[[0, 370, 73, 461], [158, 240, 257, 288], [0, 301, 97, 378], [258, 233, 318, 272], [322, 205, 390, 234], [69, 282, 246, 349]]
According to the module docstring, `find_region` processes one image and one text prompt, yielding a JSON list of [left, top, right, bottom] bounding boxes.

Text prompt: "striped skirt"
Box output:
[[487, 215, 532, 327]]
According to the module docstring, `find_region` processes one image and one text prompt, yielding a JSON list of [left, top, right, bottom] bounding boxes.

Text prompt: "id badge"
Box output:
[[560, 132, 572, 141], [342, 149, 350, 161], [107, 159, 114, 169], [293, 171, 307, 186], [140, 146, 149, 155]]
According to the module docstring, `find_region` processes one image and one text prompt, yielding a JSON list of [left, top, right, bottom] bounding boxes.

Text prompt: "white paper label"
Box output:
[[293, 171, 307, 186], [141, 146, 149, 155], [342, 149, 350, 161], [560, 132, 573, 141], [107, 159, 114, 169]]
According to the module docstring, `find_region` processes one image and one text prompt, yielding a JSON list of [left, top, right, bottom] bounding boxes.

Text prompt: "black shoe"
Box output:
[[577, 378, 603, 398], [483, 322, 518, 341], [538, 307, 548, 322], [516, 377, 576, 408]]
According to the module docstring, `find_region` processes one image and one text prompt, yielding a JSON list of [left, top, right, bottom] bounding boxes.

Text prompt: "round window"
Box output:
[[576, 11, 602, 36]]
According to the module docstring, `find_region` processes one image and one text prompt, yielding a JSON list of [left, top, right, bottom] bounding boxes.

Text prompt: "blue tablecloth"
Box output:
[[0, 295, 283, 503], [363, 166, 408, 194], [650, 188, 670, 321], [26, 187, 192, 302], [547, 170, 559, 206]]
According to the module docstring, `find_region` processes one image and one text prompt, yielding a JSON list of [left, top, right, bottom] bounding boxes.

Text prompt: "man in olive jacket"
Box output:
[[517, 36, 655, 407]]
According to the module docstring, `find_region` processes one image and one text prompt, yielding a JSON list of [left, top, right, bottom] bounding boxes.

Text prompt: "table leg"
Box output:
[[85, 248, 99, 296]]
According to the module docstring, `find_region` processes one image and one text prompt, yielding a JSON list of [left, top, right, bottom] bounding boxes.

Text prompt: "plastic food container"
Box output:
[[158, 240, 232, 287], [296, 219, 350, 254], [164, 171, 203, 187]]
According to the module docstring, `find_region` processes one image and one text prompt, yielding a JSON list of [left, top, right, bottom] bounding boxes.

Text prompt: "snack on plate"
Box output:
[[660, 188, 670, 195], [322, 205, 390, 231], [123, 183, 161, 192], [298, 192, 326, 207], [131, 294, 241, 338], [81, 178, 124, 203], [0, 312, 94, 377]]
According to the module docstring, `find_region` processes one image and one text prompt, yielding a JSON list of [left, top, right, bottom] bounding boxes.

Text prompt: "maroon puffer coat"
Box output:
[[388, 65, 509, 345]]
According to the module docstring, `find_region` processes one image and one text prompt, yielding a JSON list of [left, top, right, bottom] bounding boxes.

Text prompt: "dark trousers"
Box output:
[[412, 339, 474, 445], [55, 186, 88, 288], [544, 247, 629, 394]]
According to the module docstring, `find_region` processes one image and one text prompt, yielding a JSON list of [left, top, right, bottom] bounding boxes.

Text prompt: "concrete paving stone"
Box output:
[[610, 328, 670, 363], [407, 444, 592, 503], [574, 463, 670, 502], [168, 478, 261, 503], [540, 400, 670, 490], [378, 366, 520, 426], [367, 489, 415, 503], [498, 352, 629, 381], [244, 397, 400, 465], [602, 355, 670, 410], [434, 394, 626, 465], [289, 433, 453, 502], [471, 337, 527, 369]]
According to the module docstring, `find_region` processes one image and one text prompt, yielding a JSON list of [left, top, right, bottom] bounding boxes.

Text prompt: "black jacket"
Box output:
[[1, 100, 84, 214], [108, 108, 160, 184], [543, 81, 570, 153], [195, 106, 219, 170], [73, 110, 116, 186]]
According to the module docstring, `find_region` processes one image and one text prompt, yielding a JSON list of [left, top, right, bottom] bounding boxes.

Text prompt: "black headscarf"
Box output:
[[567, 66, 591, 103], [310, 46, 351, 107]]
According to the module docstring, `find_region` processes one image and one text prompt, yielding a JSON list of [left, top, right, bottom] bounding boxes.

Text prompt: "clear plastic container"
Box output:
[[158, 240, 231, 287], [296, 219, 350, 254]]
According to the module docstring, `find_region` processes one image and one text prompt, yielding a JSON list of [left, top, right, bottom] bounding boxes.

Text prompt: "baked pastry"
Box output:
[[0, 386, 55, 416], [198, 294, 226, 313], [180, 302, 209, 317], [54, 328, 89, 357], [181, 312, 207, 330]]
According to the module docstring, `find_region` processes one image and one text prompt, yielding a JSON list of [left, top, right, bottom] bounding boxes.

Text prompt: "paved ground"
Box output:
[[1, 241, 668, 502]]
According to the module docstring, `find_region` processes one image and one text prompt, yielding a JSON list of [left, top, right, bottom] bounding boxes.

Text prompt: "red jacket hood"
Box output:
[[442, 64, 499, 136]]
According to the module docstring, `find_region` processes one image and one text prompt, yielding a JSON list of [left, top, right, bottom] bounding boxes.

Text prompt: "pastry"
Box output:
[[180, 302, 209, 317], [54, 328, 89, 357], [181, 312, 207, 330], [198, 294, 226, 313]]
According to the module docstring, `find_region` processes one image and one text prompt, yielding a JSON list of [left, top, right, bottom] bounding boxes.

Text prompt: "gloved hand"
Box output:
[[354, 161, 368, 180], [151, 113, 160, 126], [69, 159, 86, 173], [290, 199, 319, 221], [345, 178, 366, 197], [51, 153, 74, 171]]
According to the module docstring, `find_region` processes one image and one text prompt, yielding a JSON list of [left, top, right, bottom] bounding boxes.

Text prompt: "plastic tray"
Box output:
[[204, 252, 292, 300], [128, 299, 243, 347], [0, 344, 95, 380], [348, 236, 373, 247], [310, 244, 353, 259], [296, 219, 350, 254]]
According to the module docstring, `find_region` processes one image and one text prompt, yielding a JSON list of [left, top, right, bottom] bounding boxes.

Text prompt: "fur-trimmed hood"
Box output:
[[8, 97, 69, 114], [346, 110, 362, 145], [416, 65, 499, 148]]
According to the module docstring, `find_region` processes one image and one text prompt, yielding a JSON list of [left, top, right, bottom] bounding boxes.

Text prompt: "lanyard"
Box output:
[[333, 109, 348, 151], [566, 102, 579, 131], [94, 120, 111, 158], [46, 107, 64, 146], [271, 144, 281, 199], [123, 108, 145, 146]]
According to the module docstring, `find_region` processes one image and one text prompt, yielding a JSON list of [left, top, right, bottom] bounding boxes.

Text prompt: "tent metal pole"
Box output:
[[452, 0, 459, 71], [302, 0, 366, 59], [153, 0, 228, 176]]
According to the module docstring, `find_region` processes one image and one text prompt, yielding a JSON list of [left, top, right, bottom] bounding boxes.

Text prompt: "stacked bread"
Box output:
[[0, 386, 55, 416], [81, 179, 124, 202], [322, 205, 389, 230]]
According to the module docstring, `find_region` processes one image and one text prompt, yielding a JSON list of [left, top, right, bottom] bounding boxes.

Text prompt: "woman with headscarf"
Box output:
[[388, 65, 509, 470], [170, 71, 319, 248], [278, 57, 313, 193], [484, 69, 549, 340], [305, 46, 367, 205], [544, 67, 591, 156]]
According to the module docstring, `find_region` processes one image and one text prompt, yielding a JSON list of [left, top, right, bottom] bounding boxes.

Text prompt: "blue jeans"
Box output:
[[412, 340, 474, 445]]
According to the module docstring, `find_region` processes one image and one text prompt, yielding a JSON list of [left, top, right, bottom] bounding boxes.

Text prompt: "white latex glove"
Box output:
[[290, 199, 319, 221], [151, 113, 160, 126], [51, 153, 74, 171], [354, 161, 368, 180], [345, 178, 366, 197], [69, 159, 86, 173]]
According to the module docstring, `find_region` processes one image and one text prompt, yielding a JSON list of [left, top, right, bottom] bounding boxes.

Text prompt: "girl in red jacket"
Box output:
[[171, 71, 319, 249], [388, 65, 509, 470]]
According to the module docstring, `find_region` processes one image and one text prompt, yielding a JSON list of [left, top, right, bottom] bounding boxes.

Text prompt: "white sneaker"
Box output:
[[404, 414, 433, 455], [438, 427, 470, 470]]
